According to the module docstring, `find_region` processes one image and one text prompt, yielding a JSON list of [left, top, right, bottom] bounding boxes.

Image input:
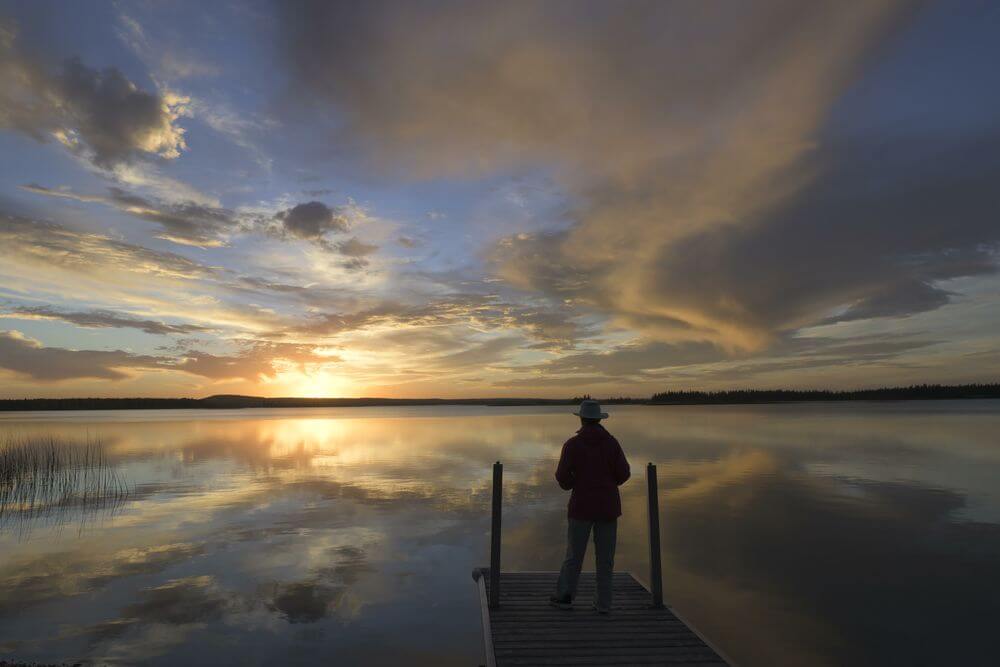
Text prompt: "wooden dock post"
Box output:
[[647, 462, 664, 608], [489, 460, 503, 609]]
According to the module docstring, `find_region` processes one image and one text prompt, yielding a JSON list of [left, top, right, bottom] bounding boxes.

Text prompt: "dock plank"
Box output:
[[473, 570, 729, 666]]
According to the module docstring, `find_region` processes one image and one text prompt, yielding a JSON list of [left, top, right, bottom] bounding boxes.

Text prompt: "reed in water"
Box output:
[[0, 434, 131, 534]]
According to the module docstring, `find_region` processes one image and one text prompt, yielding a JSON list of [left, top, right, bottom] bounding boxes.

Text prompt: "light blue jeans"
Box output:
[[555, 518, 617, 610]]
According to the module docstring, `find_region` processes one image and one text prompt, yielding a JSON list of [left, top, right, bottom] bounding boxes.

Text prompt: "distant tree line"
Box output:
[[648, 383, 1000, 404], [0, 395, 580, 411], [571, 395, 642, 404], [0, 397, 205, 411], [1, 383, 997, 411]]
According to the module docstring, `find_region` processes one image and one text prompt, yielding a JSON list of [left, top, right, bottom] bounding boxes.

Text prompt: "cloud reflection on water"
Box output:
[[0, 404, 998, 665]]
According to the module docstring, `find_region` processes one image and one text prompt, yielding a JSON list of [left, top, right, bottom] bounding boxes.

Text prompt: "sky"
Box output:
[[0, 0, 998, 399]]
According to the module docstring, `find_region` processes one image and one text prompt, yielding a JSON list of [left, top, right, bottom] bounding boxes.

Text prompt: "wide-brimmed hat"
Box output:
[[573, 399, 608, 420]]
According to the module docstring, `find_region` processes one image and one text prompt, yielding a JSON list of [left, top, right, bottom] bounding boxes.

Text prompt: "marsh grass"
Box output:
[[0, 434, 131, 536]]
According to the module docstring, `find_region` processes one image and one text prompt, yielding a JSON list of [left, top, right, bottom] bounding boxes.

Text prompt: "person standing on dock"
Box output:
[[550, 399, 631, 614]]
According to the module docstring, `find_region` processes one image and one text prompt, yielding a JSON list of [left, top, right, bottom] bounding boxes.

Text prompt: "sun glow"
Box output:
[[276, 369, 357, 398]]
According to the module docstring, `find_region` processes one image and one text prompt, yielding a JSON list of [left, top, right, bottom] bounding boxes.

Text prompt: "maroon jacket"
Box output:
[[555, 423, 631, 521]]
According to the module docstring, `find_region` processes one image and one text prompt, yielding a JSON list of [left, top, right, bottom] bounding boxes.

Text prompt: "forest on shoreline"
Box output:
[[1, 384, 997, 411]]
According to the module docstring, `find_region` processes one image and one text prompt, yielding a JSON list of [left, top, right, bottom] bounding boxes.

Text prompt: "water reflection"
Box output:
[[0, 435, 130, 538], [1, 403, 999, 666]]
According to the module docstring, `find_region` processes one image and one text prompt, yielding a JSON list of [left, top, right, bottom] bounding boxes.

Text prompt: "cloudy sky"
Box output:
[[1, 0, 998, 399]]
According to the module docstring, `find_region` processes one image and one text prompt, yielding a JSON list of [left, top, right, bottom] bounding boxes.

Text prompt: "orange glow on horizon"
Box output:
[[274, 369, 358, 399]]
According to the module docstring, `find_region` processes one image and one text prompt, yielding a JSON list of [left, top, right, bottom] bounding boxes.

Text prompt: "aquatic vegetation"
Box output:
[[0, 434, 130, 535]]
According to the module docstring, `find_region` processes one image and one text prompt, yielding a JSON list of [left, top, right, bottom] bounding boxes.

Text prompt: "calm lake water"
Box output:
[[1, 402, 999, 666]]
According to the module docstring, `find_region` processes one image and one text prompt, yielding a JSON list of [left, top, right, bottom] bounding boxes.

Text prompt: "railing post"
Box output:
[[489, 460, 503, 609], [647, 462, 664, 608]]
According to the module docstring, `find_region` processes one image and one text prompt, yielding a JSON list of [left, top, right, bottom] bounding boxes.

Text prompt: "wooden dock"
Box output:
[[472, 461, 732, 666], [472, 569, 729, 666]]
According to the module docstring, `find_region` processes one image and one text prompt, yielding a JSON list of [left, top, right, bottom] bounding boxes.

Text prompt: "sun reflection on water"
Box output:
[[0, 403, 999, 666]]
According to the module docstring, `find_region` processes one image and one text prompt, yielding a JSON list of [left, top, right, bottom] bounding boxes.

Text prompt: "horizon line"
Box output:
[[1, 382, 997, 404]]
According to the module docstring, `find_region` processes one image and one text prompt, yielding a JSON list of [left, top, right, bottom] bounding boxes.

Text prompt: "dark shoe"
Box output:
[[549, 594, 572, 609], [591, 602, 611, 615]]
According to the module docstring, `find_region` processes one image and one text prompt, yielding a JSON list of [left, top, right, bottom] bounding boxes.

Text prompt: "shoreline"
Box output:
[[1, 384, 998, 411]]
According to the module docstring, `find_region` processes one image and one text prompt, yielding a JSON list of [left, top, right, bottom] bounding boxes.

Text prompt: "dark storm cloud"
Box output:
[[278, 0, 999, 355], [271, 201, 381, 264], [0, 23, 187, 168], [274, 201, 349, 240], [2, 305, 213, 336]]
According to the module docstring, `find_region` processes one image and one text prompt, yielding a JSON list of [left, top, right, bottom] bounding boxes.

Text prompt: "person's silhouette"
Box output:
[[549, 399, 631, 614]]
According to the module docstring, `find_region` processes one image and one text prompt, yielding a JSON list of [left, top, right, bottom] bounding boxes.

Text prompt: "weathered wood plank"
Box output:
[[475, 571, 730, 666], [495, 655, 725, 664], [494, 641, 711, 650], [493, 630, 703, 638], [494, 647, 721, 656], [473, 568, 498, 667]]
